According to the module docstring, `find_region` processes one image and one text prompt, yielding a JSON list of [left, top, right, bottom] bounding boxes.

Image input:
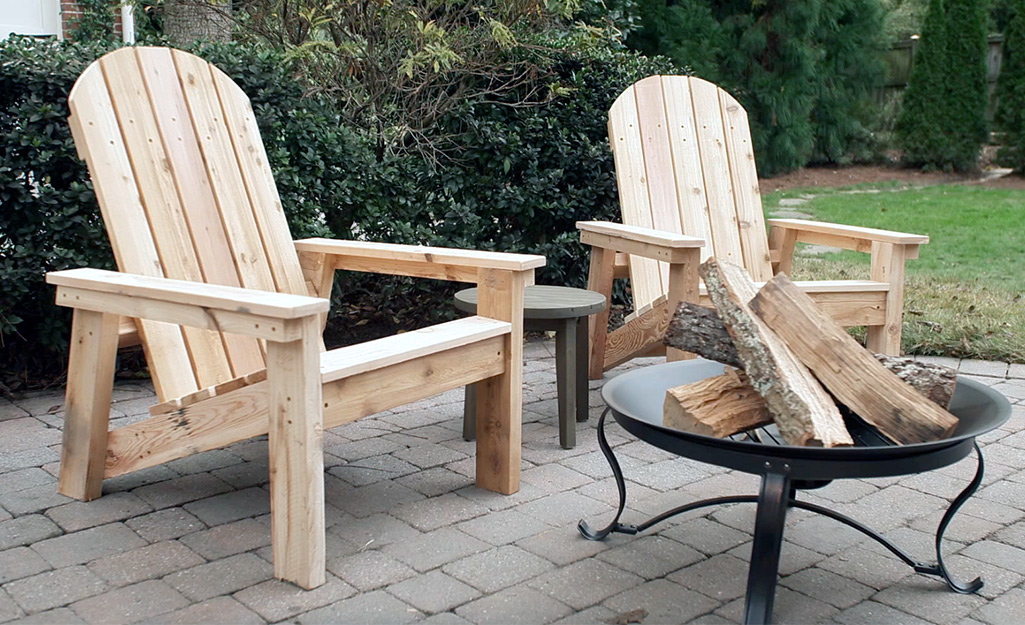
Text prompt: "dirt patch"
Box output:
[[760, 163, 1025, 193]]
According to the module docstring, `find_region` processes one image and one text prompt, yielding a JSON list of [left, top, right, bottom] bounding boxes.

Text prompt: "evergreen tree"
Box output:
[[625, 0, 886, 175], [995, 0, 1025, 170], [718, 0, 822, 176], [811, 0, 887, 164], [628, 0, 725, 81], [944, 0, 990, 170], [895, 0, 952, 167], [897, 0, 989, 171]]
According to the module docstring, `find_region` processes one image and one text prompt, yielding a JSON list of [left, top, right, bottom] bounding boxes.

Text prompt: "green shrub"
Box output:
[[895, 0, 950, 165], [0, 37, 118, 384], [943, 0, 989, 169]]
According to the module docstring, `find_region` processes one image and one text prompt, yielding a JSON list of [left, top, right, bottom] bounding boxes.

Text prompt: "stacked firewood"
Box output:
[[661, 260, 959, 447]]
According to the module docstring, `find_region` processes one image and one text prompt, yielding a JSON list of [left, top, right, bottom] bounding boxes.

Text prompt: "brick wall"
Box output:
[[60, 0, 123, 39]]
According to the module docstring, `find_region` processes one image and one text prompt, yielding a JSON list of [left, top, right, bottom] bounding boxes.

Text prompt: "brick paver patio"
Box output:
[[0, 340, 1022, 624]]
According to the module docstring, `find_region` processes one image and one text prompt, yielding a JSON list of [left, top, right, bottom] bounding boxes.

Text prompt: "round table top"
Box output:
[[454, 285, 606, 319]]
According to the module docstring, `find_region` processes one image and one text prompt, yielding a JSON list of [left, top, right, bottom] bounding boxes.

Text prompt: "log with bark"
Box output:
[[663, 301, 957, 408], [699, 260, 853, 447], [749, 273, 959, 444]]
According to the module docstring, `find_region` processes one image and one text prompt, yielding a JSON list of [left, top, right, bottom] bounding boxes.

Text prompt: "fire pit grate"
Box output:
[[579, 359, 1011, 625]]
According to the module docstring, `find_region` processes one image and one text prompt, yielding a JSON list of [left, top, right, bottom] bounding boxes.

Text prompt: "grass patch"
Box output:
[[764, 184, 1025, 363]]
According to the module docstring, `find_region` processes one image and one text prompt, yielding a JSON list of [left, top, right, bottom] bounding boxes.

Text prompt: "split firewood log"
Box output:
[[663, 367, 770, 437], [749, 273, 959, 444], [699, 260, 852, 447], [663, 301, 957, 408]]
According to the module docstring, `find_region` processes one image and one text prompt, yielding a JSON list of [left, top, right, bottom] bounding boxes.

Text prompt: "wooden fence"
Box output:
[[880, 34, 1005, 120]]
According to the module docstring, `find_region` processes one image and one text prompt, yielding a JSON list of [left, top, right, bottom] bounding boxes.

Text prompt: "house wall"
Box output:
[[60, 0, 123, 38]]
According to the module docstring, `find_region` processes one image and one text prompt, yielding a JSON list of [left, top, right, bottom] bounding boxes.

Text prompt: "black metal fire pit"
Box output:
[[578, 359, 1011, 625]]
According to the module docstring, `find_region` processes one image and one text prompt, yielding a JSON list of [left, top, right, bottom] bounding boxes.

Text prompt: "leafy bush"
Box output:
[[943, 0, 990, 169], [0, 37, 118, 385], [0, 36, 668, 386]]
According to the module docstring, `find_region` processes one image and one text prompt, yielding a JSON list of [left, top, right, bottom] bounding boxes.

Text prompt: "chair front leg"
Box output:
[[267, 316, 325, 589], [474, 267, 529, 495], [58, 309, 120, 501], [586, 246, 616, 380], [665, 250, 701, 362], [866, 241, 908, 355]]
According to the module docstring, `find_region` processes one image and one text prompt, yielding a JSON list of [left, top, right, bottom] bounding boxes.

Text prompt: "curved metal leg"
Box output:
[[578, 409, 765, 540], [930, 442, 985, 593], [578, 408, 635, 540], [744, 466, 792, 625], [791, 443, 986, 593]]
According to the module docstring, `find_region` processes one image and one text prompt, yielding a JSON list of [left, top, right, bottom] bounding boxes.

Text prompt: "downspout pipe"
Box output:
[[121, 2, 135, 44]]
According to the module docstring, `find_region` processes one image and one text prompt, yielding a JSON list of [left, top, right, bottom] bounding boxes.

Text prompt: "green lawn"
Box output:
[[762, 184, 1025, 363]]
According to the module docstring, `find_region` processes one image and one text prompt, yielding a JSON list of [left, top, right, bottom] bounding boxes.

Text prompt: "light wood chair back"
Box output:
[[68, 46, 311, 402], [608, 74, 774, 312]]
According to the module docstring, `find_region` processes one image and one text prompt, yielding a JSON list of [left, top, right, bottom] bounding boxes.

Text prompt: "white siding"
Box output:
[[1, 0, 60, 38]]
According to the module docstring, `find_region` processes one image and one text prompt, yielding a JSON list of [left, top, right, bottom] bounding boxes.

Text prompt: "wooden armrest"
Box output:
[[295, 238, 544, 270], [576, 221, 704, 263], [47, 268, 329, 342], [767, 219, 928, 246], [294, 238, 544, 285]]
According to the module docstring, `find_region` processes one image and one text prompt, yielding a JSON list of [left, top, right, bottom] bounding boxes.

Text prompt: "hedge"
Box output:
[[0, 36, 670, 386]]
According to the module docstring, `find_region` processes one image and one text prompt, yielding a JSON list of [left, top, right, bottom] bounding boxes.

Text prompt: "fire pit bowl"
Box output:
[[579, 358, 1011, 625]]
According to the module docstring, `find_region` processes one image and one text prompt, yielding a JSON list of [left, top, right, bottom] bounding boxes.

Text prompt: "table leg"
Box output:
[[555, 319, 576, 449], [744, 466, 792, 625], [575, 316, 589, 424], [463, 384, 477, 442]]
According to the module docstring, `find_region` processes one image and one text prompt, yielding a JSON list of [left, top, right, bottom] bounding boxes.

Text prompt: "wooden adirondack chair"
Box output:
[[45, 47, 544, 589], [581, 75, 928, 378]]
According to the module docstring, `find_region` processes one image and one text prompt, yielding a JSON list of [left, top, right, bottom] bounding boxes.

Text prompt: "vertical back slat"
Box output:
[[609, 74, 773, 314], [100, 51, 234, 389], [211, 71, 310, 298], [67, 57, 197, 401], [608, 78, 665, 311], [718, 88, 772, 280], [661, 76, 714, 259], [633, 76, 681, 296], [688, 77, 745, 265], [171, 50, 278, 297], [134, 47, 266, 378]]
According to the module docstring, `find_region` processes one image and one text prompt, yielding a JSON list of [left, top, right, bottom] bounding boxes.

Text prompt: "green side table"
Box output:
[[455, 285, 607, 449]]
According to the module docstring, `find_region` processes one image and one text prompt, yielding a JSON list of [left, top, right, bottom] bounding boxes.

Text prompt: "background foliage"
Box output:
[[624, 0, 887, 176], [0, 35, 668, 386], [2, 0, 1016, 386]]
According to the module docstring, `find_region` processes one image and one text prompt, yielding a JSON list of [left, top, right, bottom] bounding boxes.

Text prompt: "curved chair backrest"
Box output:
[[68, 47, 310, 401], [608, 75, 773, 312]]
